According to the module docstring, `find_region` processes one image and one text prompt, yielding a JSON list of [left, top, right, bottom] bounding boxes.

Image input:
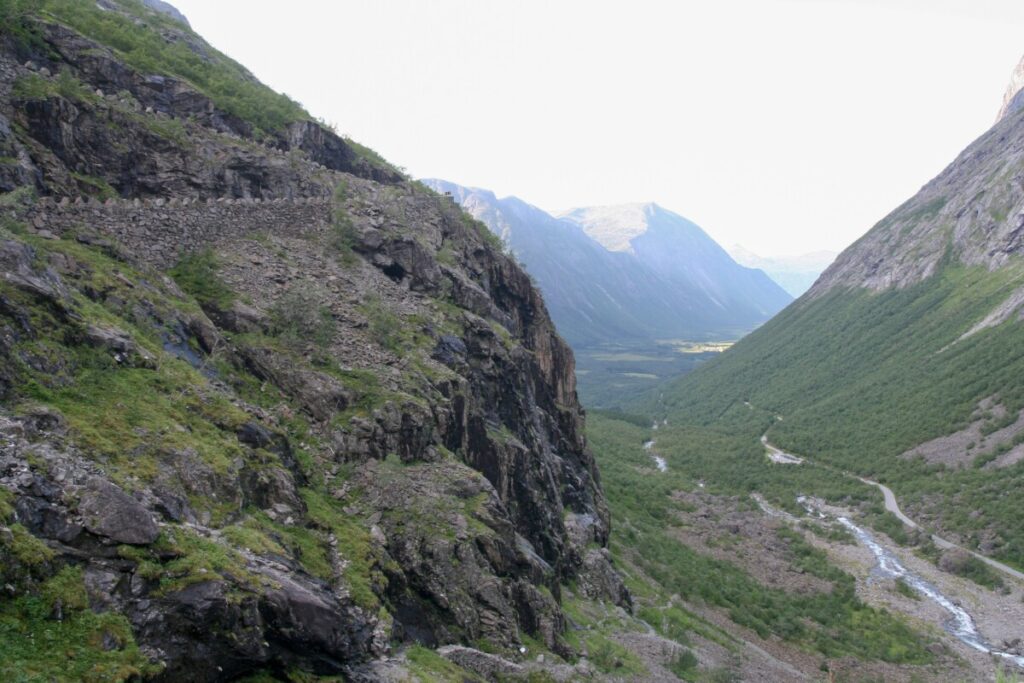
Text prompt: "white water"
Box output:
[[643, 439, 668, 472], [798, 497, 1024, 668]]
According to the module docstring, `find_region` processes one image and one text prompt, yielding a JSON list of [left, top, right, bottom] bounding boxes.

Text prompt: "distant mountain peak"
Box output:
[[555, 202, 675, 252], [997, 53, 1024, 122]]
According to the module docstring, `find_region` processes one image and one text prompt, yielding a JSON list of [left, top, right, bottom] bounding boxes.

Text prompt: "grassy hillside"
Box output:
[[587, 412, 939, 676], [653, 259, 1024, 569]]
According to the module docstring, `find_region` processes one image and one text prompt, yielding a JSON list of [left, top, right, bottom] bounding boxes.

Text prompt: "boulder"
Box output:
[[78, 477, 159, 545]]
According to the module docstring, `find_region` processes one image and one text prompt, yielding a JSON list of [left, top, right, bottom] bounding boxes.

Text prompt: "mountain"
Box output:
[[660, 57, 1024, 575], [424, 180, 681, 346], [576, 54, 1024, 682], [424, 181, 792, 347], [726, 245, 837, 297], [0, 3, 629, 680], [560, 203, 793, 329], [998, 52, 1024, 122]]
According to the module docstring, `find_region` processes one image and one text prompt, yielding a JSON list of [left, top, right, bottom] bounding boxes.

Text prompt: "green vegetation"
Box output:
[[0, 0, 48, 51], [668, 649, 700, 679], [12, 69, 98, 103], [589, 413, 935, 665], [404, 645, 482, 681], [32, 0, 305, 134], [916, 541, 1007, 592], [361, 295, 403, 353], [118, 527, 260, 596], [559, 597, 649, 676], [71, 172, 118, 200], [656, 262, 1024, 570], [298, 488, 383, 611], [894, 578, 921, 601], [269, 287, 336, 349], [169, 248, 234, 309], [0, 566, 159, 682], [461, 212, 505, 254], [329, 182, 359, 261]]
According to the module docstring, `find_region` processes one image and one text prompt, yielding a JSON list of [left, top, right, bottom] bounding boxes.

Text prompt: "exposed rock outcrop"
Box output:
[[0, 3, 626, 680], [998, 53, 1024, 122], [809, 97, 1024, 296]]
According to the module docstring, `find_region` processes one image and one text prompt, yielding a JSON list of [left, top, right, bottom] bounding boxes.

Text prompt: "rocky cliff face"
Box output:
[[0, 3, 624, 680], [998, 53, 1024, 122], [809, 103, 1024, 297]]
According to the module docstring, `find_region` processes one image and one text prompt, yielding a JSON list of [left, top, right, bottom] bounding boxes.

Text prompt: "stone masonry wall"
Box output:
[[24, 196, 333, 269]]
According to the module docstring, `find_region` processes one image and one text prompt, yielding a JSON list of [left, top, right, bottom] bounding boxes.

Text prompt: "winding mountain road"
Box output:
[[855, 475, 1024, 582], [761, 435, 1024, 584]]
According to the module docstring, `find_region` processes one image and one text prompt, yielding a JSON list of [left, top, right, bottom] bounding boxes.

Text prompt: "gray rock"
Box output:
[[437, 645, 525, 678], [78, 477, 159, 545]]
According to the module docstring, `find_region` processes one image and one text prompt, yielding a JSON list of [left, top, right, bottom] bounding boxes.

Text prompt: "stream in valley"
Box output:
[[798, 497, 1024, 668], [642, 439, 668, 472]]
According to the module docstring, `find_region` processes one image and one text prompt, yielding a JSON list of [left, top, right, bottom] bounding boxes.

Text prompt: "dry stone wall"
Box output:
[[24, 196, 333, 269]]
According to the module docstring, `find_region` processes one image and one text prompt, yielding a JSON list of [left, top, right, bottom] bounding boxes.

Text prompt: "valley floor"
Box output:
[[587, 411, 1024, 683]]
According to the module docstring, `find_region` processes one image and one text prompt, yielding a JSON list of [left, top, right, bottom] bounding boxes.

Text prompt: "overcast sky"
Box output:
[[171, 0, 1024, 256]]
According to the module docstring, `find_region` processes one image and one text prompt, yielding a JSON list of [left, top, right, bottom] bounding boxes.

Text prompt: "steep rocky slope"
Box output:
[[998, 52, 1024, 122], [0, 2, 627, 680]]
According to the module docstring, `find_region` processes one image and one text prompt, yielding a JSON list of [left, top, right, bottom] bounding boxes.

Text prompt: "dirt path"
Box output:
[[857, 475, 1024, 583], [760, 432, 1024, 584]]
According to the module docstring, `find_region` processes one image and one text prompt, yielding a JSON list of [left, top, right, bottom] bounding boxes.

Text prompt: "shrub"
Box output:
[[169, 249, 234, 308], [330, 183, 358, 260], [268, 287, 336, 348], [361, 296, 402, 352], [668, 648, 699, 678]]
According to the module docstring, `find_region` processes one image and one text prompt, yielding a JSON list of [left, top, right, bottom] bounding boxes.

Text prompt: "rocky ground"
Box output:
[[807, 498, 1024, 682], [654, 488, 1014, 682]]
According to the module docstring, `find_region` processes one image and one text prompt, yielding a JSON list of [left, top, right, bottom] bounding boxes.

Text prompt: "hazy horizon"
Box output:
[[170, 0, 1024, 257]]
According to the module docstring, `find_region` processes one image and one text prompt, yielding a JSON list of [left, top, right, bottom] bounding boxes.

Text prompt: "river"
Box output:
[[643, 439, 667, 472], [798, 496, 1024, 668]]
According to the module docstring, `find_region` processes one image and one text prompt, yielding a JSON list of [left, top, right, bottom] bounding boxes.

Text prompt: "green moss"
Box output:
[[118, 528, 262, 597], [404, 645, 481, 682], [26, 357, 247, 482], [222, 520, 286, 557], [0, 566, 160, 682], [71, 172, 118, 200], [0, 488, 14, 520], [7, 524, 56, 566], [300, 489, 381, 610]]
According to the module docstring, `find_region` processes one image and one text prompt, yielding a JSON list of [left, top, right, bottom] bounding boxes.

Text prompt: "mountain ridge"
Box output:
[[426, 180, 792, 348]]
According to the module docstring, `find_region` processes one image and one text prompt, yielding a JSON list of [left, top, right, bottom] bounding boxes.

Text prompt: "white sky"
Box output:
[[171, 0, 1024, 256]]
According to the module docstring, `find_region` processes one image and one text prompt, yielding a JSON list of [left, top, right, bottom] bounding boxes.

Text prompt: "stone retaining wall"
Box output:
[[25, 196, 333, 269]]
